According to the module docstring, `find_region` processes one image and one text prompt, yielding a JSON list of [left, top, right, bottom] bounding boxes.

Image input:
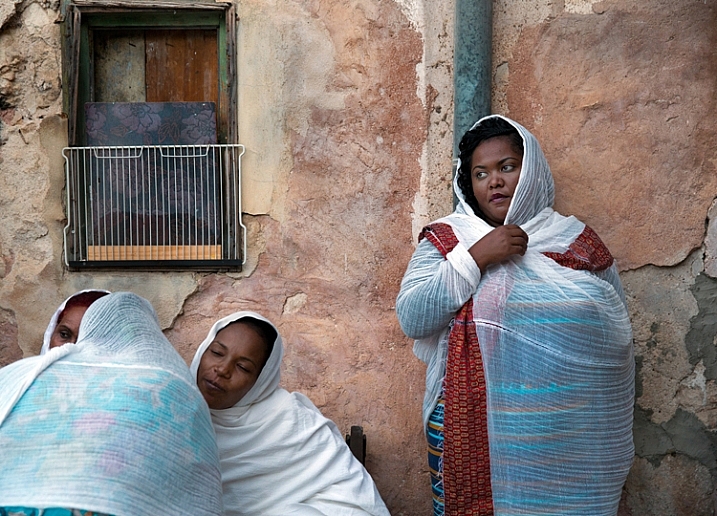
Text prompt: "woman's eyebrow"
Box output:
[[238, 355, 258, 367], [212, 342, 258, 366], [472, 156, 520, 171], [212, 341, 228, 351]]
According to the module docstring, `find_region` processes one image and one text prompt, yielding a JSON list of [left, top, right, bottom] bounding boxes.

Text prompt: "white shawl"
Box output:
[[0, 292, 223, 516], [190, 312, 390, 516]]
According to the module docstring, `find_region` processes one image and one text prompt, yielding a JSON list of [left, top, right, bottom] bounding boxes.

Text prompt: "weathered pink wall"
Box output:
[[507, 0, 717, 271], [496, 1, 717, 514], [166, 1, 431, 513]]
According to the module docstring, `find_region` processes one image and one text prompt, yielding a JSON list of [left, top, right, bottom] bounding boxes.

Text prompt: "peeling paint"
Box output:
[[681, 361, 708, 405], [703, 198, 717, 278], [564, 0, 601, 15], [393, 0, 425, 31], [283, 292, 308, 315], [624, 455, 715, 516], [686, 273, 717, 380], [0, 0, 22, 29], [0, 306, 21, 366], [634, 405, 717, 478]]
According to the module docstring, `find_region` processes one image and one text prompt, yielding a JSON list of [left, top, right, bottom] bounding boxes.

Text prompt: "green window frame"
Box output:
[[61, 0, 237, 146], [59, 1, 244, 271]]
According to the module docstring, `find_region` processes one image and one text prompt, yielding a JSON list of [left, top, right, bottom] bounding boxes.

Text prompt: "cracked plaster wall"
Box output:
[[1, 0, 716, 514], [495, 0, 717, 514]]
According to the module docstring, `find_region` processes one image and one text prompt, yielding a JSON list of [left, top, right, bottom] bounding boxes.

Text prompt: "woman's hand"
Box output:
[[468, 224, 529, 273]]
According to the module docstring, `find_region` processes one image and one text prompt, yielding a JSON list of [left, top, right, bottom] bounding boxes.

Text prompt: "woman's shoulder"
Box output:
[[538, 211, 615, 272], [289, 391, 330, 417], [239, 389, 343, 449], [286, 391, 334, 425], [416, 211, 484, 256], [419, 222, 460, 257], [245, 389, 324, 422], [286, 392, 346, 440]]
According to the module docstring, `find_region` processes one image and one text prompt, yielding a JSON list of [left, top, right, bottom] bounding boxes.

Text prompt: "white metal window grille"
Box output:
[[63, 144, 245, 269]]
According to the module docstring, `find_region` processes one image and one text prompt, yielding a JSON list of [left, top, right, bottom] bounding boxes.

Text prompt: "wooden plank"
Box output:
[[86, 11, 223, 28], [67, 8, 82, 145], [222, 4, 236, 144], [145, 29, 218, 103], [87, 245, 222, 261], [346, 426, 367, 465]]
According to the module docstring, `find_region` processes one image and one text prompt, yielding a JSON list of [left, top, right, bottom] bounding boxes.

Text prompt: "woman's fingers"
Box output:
[[503, 225, 528, 254], [504, 224, 528, 240], [468, 225, 530, 271]]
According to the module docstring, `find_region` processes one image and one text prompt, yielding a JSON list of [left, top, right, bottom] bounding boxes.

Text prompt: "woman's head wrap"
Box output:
[[454, 115, 555, 227], [188, 312, 390, 515], [190, 311, 284, 412], [0, 292, 223, 515], [40, 289, 111, 355]]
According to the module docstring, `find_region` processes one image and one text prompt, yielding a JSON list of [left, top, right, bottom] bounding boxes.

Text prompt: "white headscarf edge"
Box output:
[[40, 289, 112, 355], [190, 311, 284, 411]]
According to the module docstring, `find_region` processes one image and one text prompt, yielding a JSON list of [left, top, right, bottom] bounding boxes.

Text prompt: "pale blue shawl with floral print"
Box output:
[[0, 292, 222, 516]]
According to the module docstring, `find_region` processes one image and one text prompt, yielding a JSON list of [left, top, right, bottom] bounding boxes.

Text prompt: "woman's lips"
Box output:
[[490, 193, 509, 202], [203, 378, 225, 393]]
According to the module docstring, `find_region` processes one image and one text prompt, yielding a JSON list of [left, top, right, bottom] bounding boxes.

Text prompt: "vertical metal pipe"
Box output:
[[453, 0, 493, 201]]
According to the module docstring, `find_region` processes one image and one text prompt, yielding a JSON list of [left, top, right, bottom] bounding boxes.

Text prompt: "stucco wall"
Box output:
[[493, 0, 717, 514], [1, 0, 716, 514]]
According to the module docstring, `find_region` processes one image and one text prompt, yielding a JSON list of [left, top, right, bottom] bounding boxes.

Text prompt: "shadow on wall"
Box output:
[[0, 307, 21, 367]]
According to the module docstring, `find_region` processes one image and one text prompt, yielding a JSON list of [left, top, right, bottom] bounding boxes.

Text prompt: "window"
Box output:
[[61, 0, 244, 270]]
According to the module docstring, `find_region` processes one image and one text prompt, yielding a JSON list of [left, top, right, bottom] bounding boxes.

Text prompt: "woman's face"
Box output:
[[49, 305, 88, 349], [196, 322, 268, 410], [470, 135, 523, 227]]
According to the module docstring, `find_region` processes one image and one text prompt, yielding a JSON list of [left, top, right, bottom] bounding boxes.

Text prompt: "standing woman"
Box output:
[[396, 115, 634, 516]]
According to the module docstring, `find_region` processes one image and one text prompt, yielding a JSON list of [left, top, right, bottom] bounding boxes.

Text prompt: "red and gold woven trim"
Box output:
[[420, 223, 460, 256], [543, 225, 613, 271], [421, 222, 494, 515]]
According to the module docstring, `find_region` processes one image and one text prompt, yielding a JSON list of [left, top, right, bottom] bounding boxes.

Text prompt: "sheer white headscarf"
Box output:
[[190, 311, 283, 414], [455, 114, 555, 226], [0, 292, 223, 515], [444, 114, 580, 253], [40, 289, 111, 355]]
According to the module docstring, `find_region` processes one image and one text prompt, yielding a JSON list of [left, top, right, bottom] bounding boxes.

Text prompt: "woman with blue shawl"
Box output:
[[396, 115, 634, 516], [0, 292, 223, 516]]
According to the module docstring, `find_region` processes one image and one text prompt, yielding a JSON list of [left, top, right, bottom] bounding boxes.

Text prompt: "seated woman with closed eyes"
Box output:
[[190, 311, 390, 516]]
